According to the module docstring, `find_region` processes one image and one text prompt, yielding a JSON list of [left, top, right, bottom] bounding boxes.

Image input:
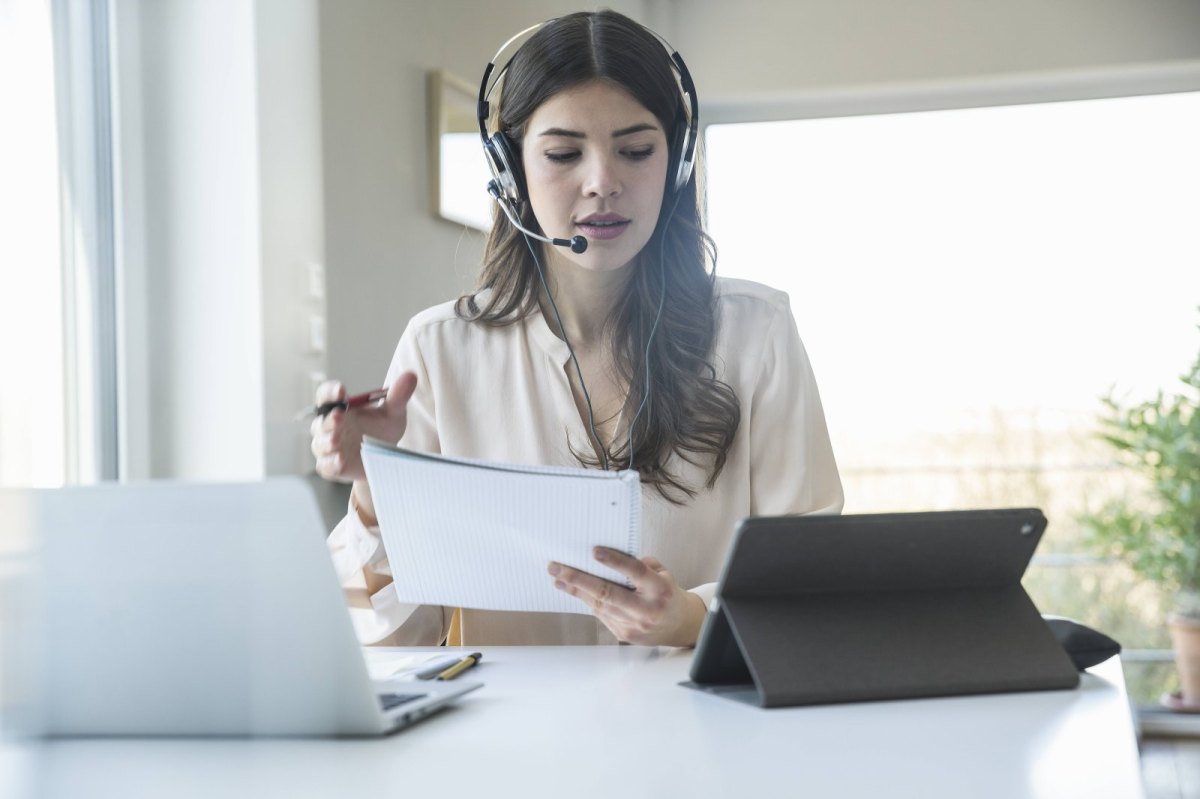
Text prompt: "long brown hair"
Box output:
[[456, 10, 739, 502]]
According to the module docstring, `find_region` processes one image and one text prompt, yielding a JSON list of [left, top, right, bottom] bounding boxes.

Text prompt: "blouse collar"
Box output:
[[525, 298, 573, 368]]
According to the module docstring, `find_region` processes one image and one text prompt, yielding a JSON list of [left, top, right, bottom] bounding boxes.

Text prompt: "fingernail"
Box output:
[[593, 548, 607, 562], [548, 562, 560, 576], [554, 580, 566, 590]]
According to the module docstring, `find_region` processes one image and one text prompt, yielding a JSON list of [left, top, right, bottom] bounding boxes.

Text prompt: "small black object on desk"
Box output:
[[1043, 615, 1122, 670]]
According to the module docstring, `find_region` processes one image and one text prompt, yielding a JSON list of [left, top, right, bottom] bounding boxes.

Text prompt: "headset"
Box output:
[[475, 17, 699, 472], [476, 18, 700, 241]]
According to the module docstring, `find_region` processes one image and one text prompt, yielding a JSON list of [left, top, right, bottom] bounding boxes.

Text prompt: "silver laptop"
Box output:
[[0, 478, 480, 737]]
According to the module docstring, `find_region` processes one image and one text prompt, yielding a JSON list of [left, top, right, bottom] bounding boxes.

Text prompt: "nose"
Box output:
[[581, 154, 621, 198]]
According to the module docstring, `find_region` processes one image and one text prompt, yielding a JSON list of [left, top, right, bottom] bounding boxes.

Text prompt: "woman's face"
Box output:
[[521, 80, 670, 274]]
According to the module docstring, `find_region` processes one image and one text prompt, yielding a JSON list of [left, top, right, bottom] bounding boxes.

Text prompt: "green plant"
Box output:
[[1081, 323, 1200, 613]]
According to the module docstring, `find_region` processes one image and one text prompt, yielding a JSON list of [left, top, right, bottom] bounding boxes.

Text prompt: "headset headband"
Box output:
[[476, 17, 699, 198]]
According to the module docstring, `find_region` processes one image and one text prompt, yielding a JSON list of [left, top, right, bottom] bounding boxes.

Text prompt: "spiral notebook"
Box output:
[[361, 438, 642, 614]]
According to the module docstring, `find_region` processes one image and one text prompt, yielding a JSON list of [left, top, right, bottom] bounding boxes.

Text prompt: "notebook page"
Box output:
[[362, 440, 641, 614]]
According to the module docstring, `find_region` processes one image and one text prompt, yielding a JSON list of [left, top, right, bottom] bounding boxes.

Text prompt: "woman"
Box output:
[[312, 10, 843, 648]]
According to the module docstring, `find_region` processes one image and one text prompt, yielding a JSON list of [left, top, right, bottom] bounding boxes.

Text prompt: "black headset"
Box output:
[[476, 19, 700, 210]]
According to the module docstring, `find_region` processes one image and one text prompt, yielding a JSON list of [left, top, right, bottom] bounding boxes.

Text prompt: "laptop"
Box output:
[[0, 478, 480, 736], [684, 509, 1080, 707]]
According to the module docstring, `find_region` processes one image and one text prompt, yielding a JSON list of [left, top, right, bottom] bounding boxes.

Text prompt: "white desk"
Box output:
[[7, 647, 1144, 799]]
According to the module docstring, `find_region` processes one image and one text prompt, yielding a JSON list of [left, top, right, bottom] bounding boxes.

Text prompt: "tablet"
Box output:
[[684, 509, 1079, 707]]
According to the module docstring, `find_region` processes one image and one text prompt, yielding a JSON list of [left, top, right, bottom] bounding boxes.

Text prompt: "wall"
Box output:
[[119, 0, 265, 480], [114, 0, 325, 479], [670, 0, 1200, 96], [255, 0, 327, 475]]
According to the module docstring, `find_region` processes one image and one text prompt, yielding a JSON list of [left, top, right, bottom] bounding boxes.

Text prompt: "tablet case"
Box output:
[[683, 509, 1080, 707]]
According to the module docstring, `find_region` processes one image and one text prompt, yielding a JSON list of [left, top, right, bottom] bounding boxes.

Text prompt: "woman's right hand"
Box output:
[[310, 371, 419, 484]]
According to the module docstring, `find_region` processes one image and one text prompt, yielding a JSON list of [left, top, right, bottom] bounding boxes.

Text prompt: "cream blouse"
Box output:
[[326, 277, 843, 646]]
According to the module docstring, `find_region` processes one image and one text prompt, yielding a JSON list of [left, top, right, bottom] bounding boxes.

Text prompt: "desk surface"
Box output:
[[6, 646, 1144, 799]]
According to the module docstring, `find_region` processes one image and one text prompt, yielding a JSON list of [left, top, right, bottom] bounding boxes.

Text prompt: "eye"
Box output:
[[624, 146, 655, 161], [544, 150, 580, 164]]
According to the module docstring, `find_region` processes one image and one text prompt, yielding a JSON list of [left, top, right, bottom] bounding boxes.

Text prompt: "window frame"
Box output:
[[51, 0, 120, 483]]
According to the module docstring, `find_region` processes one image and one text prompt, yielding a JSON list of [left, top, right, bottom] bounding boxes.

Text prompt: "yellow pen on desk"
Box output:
[[435, 652, 482, 681]]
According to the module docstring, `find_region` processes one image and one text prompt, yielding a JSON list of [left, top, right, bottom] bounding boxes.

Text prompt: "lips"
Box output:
[[576, 213, 631, 242]]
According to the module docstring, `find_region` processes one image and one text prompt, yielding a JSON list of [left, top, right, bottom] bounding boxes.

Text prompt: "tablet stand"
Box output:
[[684, 509, 1080, 707]]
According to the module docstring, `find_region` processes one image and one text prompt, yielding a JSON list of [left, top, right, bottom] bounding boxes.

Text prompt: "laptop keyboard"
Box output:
[[379, 692, 426, 712]]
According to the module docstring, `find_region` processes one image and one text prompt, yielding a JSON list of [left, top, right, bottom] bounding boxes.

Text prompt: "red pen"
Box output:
[[304, 388, 388, 419]]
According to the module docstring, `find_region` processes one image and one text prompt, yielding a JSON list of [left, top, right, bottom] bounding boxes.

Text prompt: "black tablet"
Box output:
[[684, 509, 1080, 707]]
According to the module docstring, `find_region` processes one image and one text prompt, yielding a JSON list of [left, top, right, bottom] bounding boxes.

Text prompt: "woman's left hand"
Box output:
[[548, 548, 707, 647]]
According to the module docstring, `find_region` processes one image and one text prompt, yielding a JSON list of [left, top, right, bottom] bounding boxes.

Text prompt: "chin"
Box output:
[[578, 240, 652, 273], [574, 252, 639, 274]]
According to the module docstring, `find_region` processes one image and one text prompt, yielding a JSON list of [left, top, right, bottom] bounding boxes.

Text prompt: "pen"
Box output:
[[301, 388, 388, 419], [435, 652, 482, 681]]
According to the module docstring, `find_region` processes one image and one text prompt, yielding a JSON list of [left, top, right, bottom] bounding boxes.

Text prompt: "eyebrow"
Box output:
[[538, 123, 660, 139]]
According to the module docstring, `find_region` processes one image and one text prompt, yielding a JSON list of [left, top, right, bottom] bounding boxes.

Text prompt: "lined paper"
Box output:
[[361, 438, 641, 614]]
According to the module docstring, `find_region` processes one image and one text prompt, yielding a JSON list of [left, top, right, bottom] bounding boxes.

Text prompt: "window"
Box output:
[[0, 0, 65, 487], [706, 91, 1200, 702], [0, 0, 118, 488]]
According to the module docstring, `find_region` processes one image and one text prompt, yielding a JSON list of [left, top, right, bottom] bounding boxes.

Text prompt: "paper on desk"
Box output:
[[362, 651, 455, 681], [361, 438, 641, 614]]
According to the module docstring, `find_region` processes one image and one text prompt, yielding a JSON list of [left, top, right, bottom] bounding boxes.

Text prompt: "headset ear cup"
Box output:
[[483, 135, 514, 203], [666, 118, 696, 194], [489, 132, 528, 205], [672, 122, 694, 193], [668, 123, 685, 194]]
